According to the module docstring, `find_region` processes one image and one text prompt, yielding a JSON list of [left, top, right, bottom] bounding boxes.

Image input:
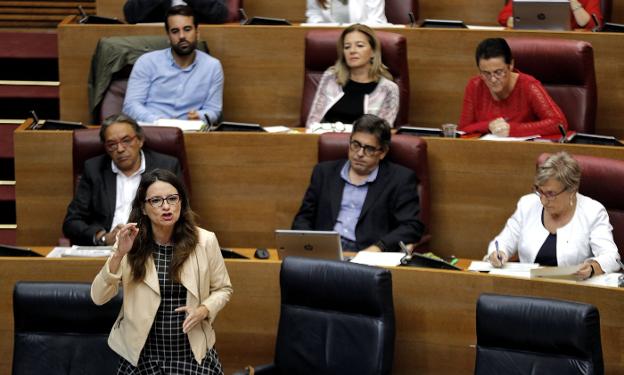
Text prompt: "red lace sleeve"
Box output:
[[458, 79, 490, 135], [508, 80, 568, 137]]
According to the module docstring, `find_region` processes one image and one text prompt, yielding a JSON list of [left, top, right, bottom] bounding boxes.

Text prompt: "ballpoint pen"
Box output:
[[495, 240, 502, 264]]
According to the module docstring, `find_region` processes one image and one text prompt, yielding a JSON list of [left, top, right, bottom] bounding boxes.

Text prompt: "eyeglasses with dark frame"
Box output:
[[479, 66, 509, 81], [533, 185, 567, 201], [105, 135, 138, 152], [145, 194, 181, 208], [349, 139, 383, 157]]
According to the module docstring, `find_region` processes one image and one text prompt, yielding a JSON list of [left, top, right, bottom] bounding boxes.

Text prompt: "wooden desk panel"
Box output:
[[58, 21, 624, 137], [95, 0, 624, 25], [1, 257, 623, 374], [14, 125, 319, 248], [15, 123, 624, 259]]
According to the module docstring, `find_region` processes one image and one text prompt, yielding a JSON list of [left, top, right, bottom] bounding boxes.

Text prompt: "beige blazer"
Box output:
[[91, 227, 233, 366]]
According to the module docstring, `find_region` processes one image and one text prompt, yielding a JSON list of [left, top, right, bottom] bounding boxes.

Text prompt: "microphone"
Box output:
[[558, 124, 567, 143], [591, 13, 601, 32], [203, 113, 215, 132], [408, 12, 416, 28], [239, 8, 249, 25]]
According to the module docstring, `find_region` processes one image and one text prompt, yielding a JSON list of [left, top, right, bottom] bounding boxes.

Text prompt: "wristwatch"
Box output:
[[97, 233, 107, 246]]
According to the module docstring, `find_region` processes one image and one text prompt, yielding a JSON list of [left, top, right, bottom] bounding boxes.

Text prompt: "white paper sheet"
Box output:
[[153, 119, 205, 132], [578, 273, 623, 287], [468, 261, 540, 272], [47, 246, 113, 258], [480, 134, 541, 141], [350, 251, 404, 267], [530, 265, 580, 278]]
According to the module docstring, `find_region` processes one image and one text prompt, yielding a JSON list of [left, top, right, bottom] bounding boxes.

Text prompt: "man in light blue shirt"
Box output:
[[123, 5, 224, 124]]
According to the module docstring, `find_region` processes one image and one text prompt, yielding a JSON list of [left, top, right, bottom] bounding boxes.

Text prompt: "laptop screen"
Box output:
[[275, 230, 343, 261], [513, 0, 571, 31]]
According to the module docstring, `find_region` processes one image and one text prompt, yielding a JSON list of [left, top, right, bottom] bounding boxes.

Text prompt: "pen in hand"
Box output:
[[494, 240, 504, 268]]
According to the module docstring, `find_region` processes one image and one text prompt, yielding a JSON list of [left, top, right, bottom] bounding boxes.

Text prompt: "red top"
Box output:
[[498, 0, 602, 31], [458, 72, 568, 137]]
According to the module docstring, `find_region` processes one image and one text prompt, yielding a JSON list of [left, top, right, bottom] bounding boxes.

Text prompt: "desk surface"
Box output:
[[1, 255, 623, 374], [15, 123, 624, 259], [58, 20, 624, 138]]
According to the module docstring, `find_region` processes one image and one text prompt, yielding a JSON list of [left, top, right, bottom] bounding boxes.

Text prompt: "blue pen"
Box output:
[[495, 240, 502, 263]]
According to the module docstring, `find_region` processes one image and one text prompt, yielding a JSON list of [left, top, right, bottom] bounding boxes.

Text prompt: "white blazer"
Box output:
[[306, 0, 388, 24], [487, 193, 620, 273]]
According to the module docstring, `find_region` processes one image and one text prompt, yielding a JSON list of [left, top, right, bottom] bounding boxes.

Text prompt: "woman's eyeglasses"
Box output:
[[479, 67, 508, 81], [145, 194, 180, 208], [533, 185, 566, 201]]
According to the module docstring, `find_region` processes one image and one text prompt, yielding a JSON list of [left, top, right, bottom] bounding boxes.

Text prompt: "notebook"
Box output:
[[512, 0, 571, 31], [275, 230, 343, 261]]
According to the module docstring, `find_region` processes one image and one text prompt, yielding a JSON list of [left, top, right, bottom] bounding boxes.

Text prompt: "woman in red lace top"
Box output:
[[458, 38, 567, 138], [498, 0, 602, 30]]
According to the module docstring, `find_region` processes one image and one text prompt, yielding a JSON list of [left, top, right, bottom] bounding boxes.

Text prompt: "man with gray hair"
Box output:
[[63, 114, 183, 246]]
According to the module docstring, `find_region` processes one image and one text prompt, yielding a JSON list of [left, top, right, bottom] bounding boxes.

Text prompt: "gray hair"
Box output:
[[99, 113, 144, 143], [535, 151, 581, 191]]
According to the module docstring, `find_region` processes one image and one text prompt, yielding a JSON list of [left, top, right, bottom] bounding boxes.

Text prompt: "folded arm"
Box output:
[[123, 57, 160, 123], [507, 82, 567, 137], [378, 172, 424, 251]]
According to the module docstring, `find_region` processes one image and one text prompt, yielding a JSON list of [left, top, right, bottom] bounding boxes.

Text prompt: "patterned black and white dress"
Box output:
[[117, 243, 223, 375]]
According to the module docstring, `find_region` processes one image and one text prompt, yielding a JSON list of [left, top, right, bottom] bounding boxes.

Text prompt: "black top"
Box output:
[[322, 80, 378, 124], [535, 209, 558, 266]]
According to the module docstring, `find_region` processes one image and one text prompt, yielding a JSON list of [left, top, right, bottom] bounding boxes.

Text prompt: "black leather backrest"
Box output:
[[475, 293, 604, 375], [12, 282, 123, 375], [274, 257, 395, 375]]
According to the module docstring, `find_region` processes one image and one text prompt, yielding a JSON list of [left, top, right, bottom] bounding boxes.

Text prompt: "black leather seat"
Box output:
[[12, 281, 122, 375], [252, 257, 395, 375], [475, 293, 604, 375]]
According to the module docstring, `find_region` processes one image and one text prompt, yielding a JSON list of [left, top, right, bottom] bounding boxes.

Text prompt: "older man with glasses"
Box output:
[[292, 114, 424, 252], [63, 113, 183, 246]]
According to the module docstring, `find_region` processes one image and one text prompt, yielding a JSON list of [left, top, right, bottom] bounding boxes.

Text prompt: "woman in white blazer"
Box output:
[[486, 152, 620, 280], [306, 0, 387, 24], [91, 169, 233, 374]]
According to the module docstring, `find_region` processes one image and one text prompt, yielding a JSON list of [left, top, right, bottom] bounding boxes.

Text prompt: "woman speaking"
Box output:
[[91, 169, 233, 374]]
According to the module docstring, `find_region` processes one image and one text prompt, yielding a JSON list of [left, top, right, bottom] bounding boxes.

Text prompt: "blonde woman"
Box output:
[[486, 152, 620, 280], [306, 24, 399, 128]]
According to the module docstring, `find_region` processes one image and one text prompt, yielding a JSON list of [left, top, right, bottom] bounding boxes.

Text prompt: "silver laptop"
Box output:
[[513, 0, 571, 31], [275, 230, 343, 261]]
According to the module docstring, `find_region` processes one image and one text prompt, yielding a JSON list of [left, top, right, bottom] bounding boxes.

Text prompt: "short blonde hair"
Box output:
[[535, 152, 581, 191], [332, 24, 393, 86]]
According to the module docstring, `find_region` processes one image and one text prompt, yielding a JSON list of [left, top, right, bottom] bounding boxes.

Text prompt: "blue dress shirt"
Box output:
[[334, 161, 379, 242], [123, 48, 224, 123]]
